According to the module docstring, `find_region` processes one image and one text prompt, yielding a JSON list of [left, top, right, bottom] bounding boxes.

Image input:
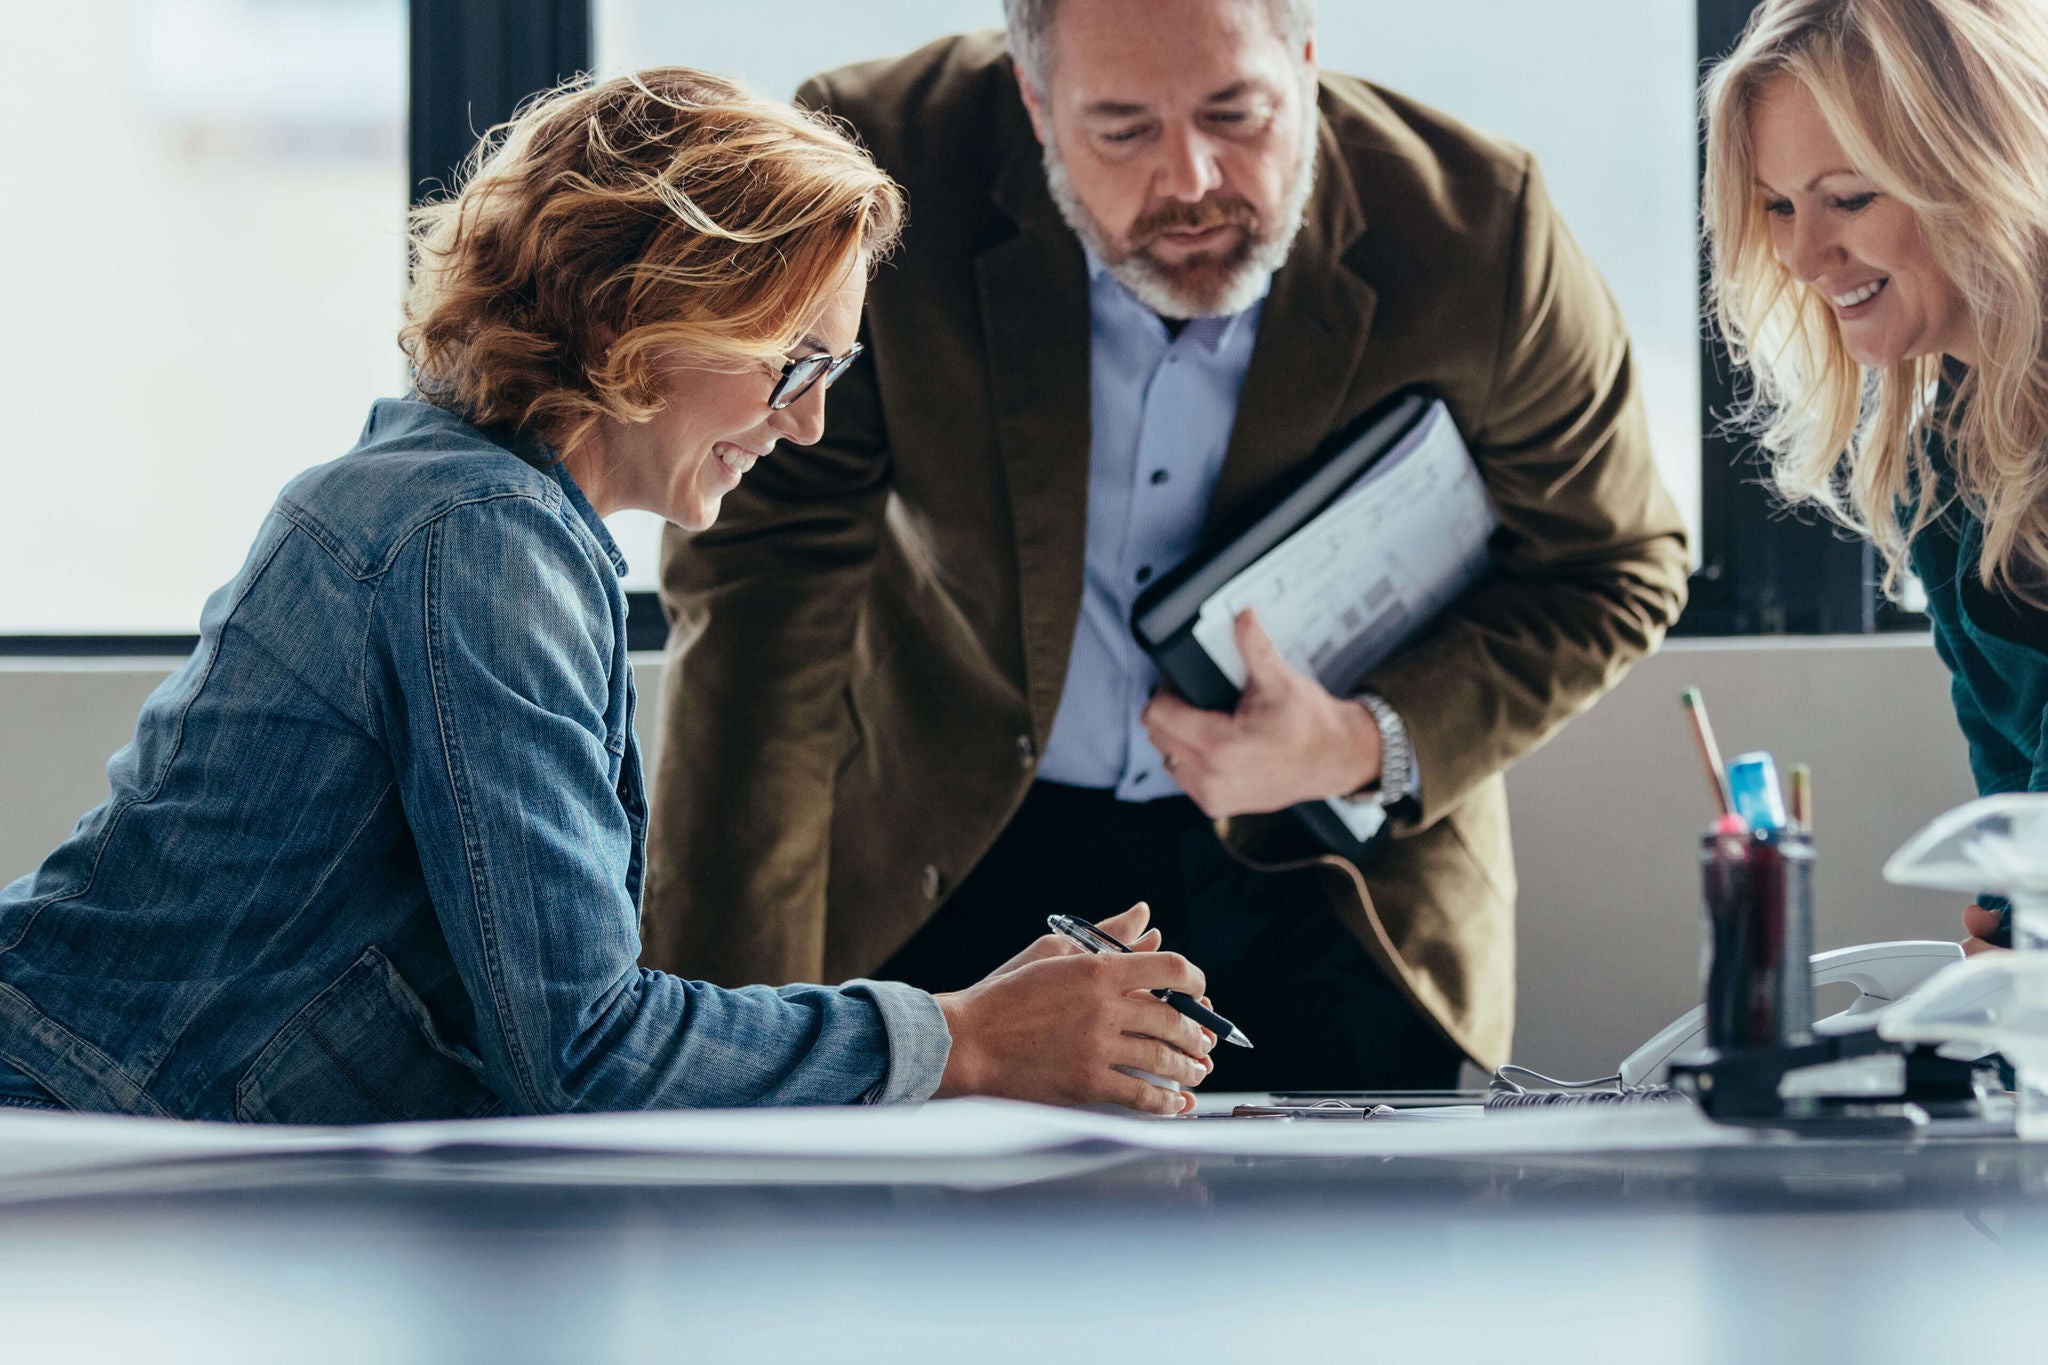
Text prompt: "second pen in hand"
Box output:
[[1045, 913, 1254, 1049]]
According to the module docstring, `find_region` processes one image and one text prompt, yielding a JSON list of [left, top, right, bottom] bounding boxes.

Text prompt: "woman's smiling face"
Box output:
[[1750, 73, 1974, 368], [566, 259, 866, 530]]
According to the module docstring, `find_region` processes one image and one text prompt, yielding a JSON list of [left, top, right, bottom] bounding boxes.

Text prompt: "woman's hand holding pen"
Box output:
[[932, 904, 1216, 1115], [981, 902, 1160, 978], [1018, 902, 1223, 1053], [974, 903, 1220, 1051]]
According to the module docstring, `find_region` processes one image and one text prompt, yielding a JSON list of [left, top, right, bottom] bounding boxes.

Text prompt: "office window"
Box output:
[[1, 0, 409, 635], [1321, 3, 1703, 557], [593, 0, 1702, 589]]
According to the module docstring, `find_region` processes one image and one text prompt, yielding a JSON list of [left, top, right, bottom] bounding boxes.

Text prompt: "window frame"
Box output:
[[1, 0, 1913, 655], [0, 0, 602, 657]]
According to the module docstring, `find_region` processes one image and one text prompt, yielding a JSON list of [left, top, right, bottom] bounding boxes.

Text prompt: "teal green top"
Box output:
[[1908, 442, 2048, 799]]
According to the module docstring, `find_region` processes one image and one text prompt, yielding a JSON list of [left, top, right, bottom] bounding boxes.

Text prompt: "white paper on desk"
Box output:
[[1189, 402, 1497, 840], [0, 1100, 1120, 1186], [0, 1097, 1743, 1195], [0, 1107, 1151, 1202], [396, 1101, 1746, 1163], [1127, 1102, 1741, 1159], [370, 1099, 1125, 1160], [0, 1110, 347, 1185]]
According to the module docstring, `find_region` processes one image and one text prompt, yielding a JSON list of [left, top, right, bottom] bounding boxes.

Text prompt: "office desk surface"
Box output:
[[1, 1124, 2041, 1364]]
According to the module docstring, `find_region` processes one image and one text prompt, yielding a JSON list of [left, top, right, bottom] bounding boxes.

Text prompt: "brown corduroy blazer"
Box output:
[[642, 32, 1688, 1071]]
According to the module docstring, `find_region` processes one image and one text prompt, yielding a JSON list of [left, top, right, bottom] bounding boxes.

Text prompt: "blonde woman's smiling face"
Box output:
[[1749, 74, 1973, 368]]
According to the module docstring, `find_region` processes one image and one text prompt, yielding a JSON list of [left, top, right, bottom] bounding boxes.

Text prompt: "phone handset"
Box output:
[[1616, 940, 1965, 1087]]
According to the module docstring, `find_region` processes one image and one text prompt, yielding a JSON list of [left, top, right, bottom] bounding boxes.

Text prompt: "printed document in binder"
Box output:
[[1132, 392, 1498, 856]]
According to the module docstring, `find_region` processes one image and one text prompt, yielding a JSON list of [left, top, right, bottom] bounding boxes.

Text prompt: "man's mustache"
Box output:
[[1128, 196, 1259, 250]]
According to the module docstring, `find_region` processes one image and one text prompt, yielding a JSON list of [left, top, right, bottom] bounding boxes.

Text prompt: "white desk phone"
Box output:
[[1502, 799, 2048, 1102], [1617, 940, 1965, 1087], [1486, 940, 1968, 1103]]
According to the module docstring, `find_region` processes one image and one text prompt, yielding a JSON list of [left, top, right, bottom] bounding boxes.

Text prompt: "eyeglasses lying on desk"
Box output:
[[1217, 1091, 1488, 1119], [1227, 1101, 1395, 1119], [1211, 1077, 1684, 1119]]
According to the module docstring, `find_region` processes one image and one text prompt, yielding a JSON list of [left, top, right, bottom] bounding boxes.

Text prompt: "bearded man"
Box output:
[[641, 0, 1689, 1089]]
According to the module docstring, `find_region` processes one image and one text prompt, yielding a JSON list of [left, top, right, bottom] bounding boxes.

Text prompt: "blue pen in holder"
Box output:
[[1700, 822, 1815, 1056]]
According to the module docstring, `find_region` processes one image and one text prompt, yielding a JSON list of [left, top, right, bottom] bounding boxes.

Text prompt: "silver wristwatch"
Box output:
[[1344, 689, 1414, 812]]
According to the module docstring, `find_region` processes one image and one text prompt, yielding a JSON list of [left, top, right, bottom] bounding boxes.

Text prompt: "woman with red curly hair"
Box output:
[[0, 70, 1212, 1123]]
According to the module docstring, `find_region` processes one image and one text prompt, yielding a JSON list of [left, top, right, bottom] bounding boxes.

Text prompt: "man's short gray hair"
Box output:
[[1003, 0, 1316, 97]]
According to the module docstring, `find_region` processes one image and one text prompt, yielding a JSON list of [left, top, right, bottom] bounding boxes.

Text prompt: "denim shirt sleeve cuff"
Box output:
[[843, 979, 952, 1104]]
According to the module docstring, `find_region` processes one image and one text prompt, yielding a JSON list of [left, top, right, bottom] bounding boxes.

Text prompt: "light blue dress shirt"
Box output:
[[1037, 254, 1268, 801]]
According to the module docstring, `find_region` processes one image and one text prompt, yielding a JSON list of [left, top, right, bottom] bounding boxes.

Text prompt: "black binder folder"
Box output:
[[1130, 388, 1496, 863]]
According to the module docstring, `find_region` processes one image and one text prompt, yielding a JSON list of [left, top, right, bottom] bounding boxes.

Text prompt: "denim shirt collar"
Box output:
[[441, 403, 629, 580], [544, 457, 630, 580]]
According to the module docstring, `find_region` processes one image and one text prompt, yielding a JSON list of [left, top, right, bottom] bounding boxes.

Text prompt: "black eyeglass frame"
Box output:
[[768, 341, 864, 411]]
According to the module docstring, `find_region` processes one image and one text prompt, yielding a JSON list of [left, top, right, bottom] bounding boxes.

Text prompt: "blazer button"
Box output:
[[1016, 733, 1037, 769], [921, 864, 944, 900]]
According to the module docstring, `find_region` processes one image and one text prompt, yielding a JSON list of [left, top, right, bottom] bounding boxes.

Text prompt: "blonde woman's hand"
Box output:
[[1963, 903, 2009, 956]]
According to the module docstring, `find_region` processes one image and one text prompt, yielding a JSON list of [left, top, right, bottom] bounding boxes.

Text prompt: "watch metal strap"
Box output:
[[1351, 689, 1411, 810]]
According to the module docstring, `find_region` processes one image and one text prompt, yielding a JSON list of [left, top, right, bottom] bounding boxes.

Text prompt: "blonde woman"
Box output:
[[1704, 0, 2048, 953], [0, 70, 1212, 1121]]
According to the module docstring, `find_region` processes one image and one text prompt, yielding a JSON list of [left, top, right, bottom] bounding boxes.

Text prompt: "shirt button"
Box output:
[[1150, 469, 1170, 486], [1016, 733, 1037, 769], [1135, 566, 1154, 585], [921, 865, 943, 900]]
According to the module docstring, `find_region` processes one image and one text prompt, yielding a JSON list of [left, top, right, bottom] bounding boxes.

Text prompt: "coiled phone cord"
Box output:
[[1485, 1064, 1683, 1110]]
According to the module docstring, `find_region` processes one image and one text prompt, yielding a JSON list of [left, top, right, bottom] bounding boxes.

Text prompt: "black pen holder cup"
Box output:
[[1699, 825, 1815, 1057]]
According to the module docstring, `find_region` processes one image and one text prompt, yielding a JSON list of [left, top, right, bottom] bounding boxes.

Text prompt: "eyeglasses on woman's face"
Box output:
[[768, 341, 864, 411]]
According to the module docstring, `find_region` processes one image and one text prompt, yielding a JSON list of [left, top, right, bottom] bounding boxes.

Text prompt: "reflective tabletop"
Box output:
[[2, 1116, 2044, 1363]]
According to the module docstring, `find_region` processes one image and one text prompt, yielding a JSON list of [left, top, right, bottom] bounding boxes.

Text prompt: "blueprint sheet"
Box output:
[[1188, 401, 1497, 838]]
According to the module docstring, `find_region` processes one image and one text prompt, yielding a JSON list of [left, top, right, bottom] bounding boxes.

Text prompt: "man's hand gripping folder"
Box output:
[[1130, 390, 1499, 862]]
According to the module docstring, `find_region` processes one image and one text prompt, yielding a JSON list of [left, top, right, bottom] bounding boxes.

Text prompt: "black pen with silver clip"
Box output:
[[1045, 914, 1254, 1048]]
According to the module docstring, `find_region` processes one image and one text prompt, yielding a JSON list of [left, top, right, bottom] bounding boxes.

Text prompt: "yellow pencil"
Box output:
[[1681, 688, 1733, 820]]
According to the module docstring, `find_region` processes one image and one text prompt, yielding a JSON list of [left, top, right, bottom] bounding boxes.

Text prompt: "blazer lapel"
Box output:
[[975, 132, 1093, 736], [1206, 120, 1378, 535], [967, 104, 1378, 727]]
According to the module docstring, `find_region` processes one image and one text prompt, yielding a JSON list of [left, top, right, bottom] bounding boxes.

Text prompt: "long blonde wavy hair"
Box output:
[[1704, 0, 2048, 605], [400, 68, 902, 458]]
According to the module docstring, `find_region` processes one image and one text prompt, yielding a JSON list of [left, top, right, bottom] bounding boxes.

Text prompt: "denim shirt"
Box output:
[[0, 399, 950, 1121]]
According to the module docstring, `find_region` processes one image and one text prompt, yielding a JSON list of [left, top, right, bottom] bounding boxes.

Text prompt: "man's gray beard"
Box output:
[[1041, 83, 1320, 319]]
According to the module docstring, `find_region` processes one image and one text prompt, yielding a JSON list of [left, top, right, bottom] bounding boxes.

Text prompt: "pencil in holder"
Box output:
[[1700, 824, 1815, 1056]]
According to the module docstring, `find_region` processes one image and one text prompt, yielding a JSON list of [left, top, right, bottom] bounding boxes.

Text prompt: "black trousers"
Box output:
[[877, 782, 1464, 1092]]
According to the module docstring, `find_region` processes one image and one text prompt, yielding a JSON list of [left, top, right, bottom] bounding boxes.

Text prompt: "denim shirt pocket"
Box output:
[[234, 946, 502, 1124]]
